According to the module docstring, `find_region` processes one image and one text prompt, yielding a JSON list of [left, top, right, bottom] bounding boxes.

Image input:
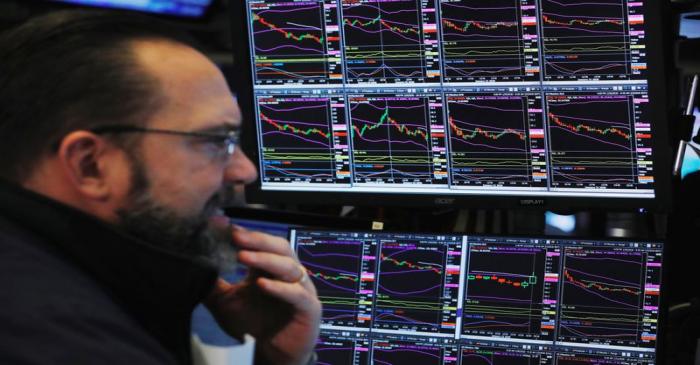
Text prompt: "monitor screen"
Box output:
[[232, 0, 671, 209], [52, 0, 213, 17], [290, 229, 665, 364]]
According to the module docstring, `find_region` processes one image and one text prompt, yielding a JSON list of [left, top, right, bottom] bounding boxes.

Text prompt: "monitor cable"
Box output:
[[674, 38, 700, 176]]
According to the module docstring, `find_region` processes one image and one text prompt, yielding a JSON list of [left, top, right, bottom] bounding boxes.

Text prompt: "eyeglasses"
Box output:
[[90, 125, 240, 161]]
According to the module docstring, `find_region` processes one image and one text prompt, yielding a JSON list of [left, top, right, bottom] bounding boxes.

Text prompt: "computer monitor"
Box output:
[[290, 229, 665, 364], [51, 0, 214, 17], [231, 0, 672, 210]]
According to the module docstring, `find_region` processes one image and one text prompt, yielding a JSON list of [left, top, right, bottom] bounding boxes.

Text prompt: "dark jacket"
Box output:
[[0, 181, 218, 364]]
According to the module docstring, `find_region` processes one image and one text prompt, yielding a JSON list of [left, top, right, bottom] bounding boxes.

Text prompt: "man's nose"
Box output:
[[223, 149, 258, 185]]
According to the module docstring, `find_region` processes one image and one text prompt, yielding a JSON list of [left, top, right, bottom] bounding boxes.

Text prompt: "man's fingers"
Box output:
[[233, 229, 293, 257], [257, 277, 322, 315], [239, 250, 304, 282]]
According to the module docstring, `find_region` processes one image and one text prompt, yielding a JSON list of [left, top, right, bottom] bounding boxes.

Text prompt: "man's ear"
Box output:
[[57, 131, 113, 201]]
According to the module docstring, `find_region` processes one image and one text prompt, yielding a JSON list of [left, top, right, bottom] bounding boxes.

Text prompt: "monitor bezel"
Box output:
[[230, 0, 673, 211], [47, 0, 218, 19]]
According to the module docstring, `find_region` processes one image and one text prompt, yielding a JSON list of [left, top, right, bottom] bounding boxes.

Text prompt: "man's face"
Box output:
[[114, 40, 257, 264]]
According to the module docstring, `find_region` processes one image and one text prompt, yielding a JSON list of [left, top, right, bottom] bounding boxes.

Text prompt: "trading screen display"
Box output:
[[52, 0, 212, 17], [242, 0, 662, 201], [290, 229, 664, 364]]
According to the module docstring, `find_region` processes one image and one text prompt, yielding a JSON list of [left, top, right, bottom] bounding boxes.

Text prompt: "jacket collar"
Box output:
[[0, 179, 219, 360]]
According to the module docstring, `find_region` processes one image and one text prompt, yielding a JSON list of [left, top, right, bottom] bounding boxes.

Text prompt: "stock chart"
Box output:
[[555, 350, 656, 365], [291, 231, 663, 365], [341, 0, 440, 84], [445, 91, 547, 188], [371, 338, 459, 365], [257, 93, 352, 184], [295, 233, 377, 328], [460, 341, 555, 365], [373, 236, 462, 334], [557, 241, 662, 348], [461, 238, 559, 341], [439, 0, 540, 82], [249, 0, 343, 85], [247, 0, 659, 199], [540, 0, 629, 80], [545, 89, 653, 190], [316, 332, 371, 365], [349, 93, 448, 185]]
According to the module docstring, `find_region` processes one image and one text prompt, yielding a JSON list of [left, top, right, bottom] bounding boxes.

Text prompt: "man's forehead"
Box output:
[[130, 40, 241, 131]]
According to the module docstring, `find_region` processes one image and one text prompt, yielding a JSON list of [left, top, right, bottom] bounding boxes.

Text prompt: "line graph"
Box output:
[[257, 94, 351, 184], [371, 339, 458, 365], [439, 0, 540, 82], [296, 234, 377, 328], [545, 93, 637, 189], [556, 351, 654, 365], [341, 0, 440, 84], [316, 332, 370, 365], [540, 0, 632, 80], [373, 237, 462, 334], [557, 246, 645, 347], [446, 94, 536, 187], [462, 239, 560, 341], [249, 0, 343, 85], [460, 343, 555, 365], [348, 93, 448, 185]]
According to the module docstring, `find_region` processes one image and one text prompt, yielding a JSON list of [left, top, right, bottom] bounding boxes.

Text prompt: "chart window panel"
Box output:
[[372, 234, 463, 335], [459, 340, 554, 365], [256, 91, 352, 185], [341, 0, 441, 84], [445, 87, 547, 189], [316, 331, 371, 365], [461, 236, 560, 341], [556, 240, 663, 349], [438, 0, 540, 83], [539, 0, 647, 81], [370, 336, 459, 365], [295, 231, 378, 329], [545, 85, 655, 194], [348, 90, 449, 186], [247, 0, 343, 85], [555, 348, 656, 365]]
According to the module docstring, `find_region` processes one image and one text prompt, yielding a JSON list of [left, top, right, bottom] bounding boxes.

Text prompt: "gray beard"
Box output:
[[114, 154, 239, 274]]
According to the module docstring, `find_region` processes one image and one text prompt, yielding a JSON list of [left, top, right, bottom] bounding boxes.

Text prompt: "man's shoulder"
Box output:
[[0, 216, 176, 365], [0, 214, 114, 308]]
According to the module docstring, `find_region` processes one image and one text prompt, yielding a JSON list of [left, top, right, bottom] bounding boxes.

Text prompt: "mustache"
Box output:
[[202, 190, 225, 218]]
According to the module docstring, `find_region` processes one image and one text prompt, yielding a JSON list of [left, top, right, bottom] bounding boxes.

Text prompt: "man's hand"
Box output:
[[203, 227, 321, 365]]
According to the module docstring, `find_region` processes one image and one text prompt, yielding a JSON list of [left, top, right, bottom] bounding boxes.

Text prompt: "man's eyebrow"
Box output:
[[194, 122, 240, 134]]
